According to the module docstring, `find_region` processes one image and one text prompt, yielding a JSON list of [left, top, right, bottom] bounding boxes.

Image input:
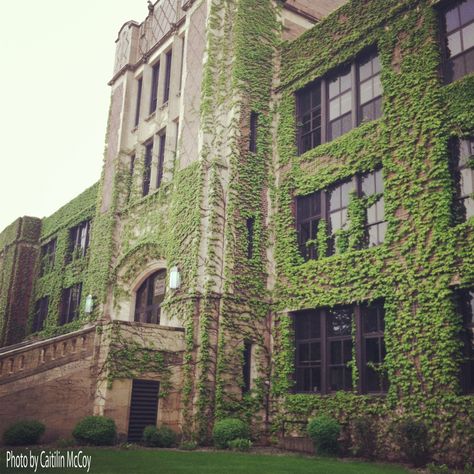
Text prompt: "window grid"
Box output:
[[442, 0, 474, 83], [40, 239, 56, 276], [297, 50, 382, 155], [361, 168, 387, 246], [60, 283, 82, 326], [242, 340, 252, 394], [156, 133, 166, 189], [134, 77, 143, 127], [163, 50, 172, 104], [294, 301, 387, 395], [296, 191, 322, 260], [134, 270, 166, 324], [33, 297, 49, 333], [143, 141, 153, 196], [149, 62, 160, 114], [67, 221, 90, 263]]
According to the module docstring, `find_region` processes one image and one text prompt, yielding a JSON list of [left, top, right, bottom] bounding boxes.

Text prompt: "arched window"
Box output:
[[134, 270, 166, 324]]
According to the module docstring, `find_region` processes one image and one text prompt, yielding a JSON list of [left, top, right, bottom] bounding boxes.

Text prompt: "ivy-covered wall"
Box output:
[[30, 182, 98, 338], [272, 0, 474, 465]]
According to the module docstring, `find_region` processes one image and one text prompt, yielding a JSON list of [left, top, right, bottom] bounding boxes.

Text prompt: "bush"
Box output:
[[427, 463, 450, 474], [142, 425, 177, 447], [352, 417, 376, 459], [72, 416, 116, 446], [179, 440, 198, 451], [212, 418, 250, 449], [3, 420, 45, 446], [228, 438, 252, 452], [307, 415, 341, 456], [393, 418, 429, 467]]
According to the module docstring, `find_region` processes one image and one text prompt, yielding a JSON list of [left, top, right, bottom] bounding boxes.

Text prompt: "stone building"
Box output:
[[0, 0, 473, 465]]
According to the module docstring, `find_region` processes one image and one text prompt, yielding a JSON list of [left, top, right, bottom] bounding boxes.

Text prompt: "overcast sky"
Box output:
[[0, 1, 150, 231]]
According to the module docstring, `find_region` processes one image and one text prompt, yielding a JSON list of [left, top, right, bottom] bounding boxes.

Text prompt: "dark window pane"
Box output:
[[366, 366, 380, 392], [330, 341, 342, 364], [310, 342, 321, 361], [299, 343, 309, 362], [329, 367, 343, 391], [366, 338, 381, 363], [445, 5, 460, 33], [448, 31, 462, 57], [460, 0, 474, 27], [311, 368, 321, 393], [343, 339, 353, 363], [328, 307, 352, 336], [465, 47, 474, 76], [341, 113, 353, 135]]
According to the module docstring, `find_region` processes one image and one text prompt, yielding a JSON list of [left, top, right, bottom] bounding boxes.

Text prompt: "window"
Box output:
[[246, 217, 255, 259], [67, 221, 90, 262], [295, 169, 385, 261], [249, 112, 258, 153], [134, 270, 166, 324], [149, 61, 160, 114], [156, 133, 166, 189], [143, 141, 153, 196], [361, 168, 386, 246], [296, 191, 322, 260], [360, 301, 388, 393], [39, 239, 56, 276], [163, 50, 172, 103], [32, 297, 49, 332], [242, 340, 252, 394], [297, 50, 382, 154], [294, 301, 387, 395], [60, 283, 82, 325], [328, 179, 353, 252], [450, 138, 474, 222], [442, 0, 474, 83], [455, 289, 474, 393], [134, 78, 143, 127]]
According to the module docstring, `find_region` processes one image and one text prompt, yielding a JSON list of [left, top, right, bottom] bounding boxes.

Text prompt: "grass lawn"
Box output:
[[0, 448, 412, 474]]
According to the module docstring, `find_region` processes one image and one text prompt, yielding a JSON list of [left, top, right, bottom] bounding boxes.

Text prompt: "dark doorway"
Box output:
[[127, 379, 160, 442]]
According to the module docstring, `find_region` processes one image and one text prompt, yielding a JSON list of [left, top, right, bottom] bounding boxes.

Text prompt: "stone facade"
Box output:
[[1, 0, 473, 466]]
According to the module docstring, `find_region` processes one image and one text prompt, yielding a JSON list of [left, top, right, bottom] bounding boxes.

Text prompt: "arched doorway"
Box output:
[[134, 269, 166, 324]]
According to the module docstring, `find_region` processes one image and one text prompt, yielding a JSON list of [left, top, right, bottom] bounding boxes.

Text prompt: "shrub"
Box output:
[[142, 425, 177, 447], [307, 415, 341, 456], [393, 418, 429, 467], [352, 417, 376, 459], [228, 438, 252, 452], [72, 416, 116, 446], [427, 463, 450, 474], [212, 418, 250, 449], [179, 440, 198, 451], [3, 420, 45, 446]]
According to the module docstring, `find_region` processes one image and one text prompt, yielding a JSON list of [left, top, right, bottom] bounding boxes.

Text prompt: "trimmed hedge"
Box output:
[[307, 415, 341, 456], [72, 416, 116, 446], [212, 418, 250, 449], [142, 425, 177, 447], [3, 420, 45, 446]]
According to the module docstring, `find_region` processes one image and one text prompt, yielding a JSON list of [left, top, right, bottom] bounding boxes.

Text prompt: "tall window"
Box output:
[[294, 301, 387, 395], [156, 133, 166, 189], [360, 301, 388, 393], [242, 340, 252, 394], [32, 297, 49, 332], [40, 239, 56, 276], [67, 221, 90, 263], [249, 111, 259, 153], [361, 168, 386, 246], [150, 61, 160, 114], [295, 310, 322, 393], [135, 270, 166, 324], [296, 191, 322, 260], [60, 283, 82, 325], [455, 289, 474, 393], [163, 50, 172, 103], [143, 141, 153, 196], [451, 138, 474, 222], [134, 77, 143, 127], [246, 217, 255, 259], [297, 50, 382, 154], [328, 179, 353, 252], [442, 0, 474, 83]]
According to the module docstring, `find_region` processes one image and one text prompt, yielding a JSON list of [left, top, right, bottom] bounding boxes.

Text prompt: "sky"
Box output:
[[0, 1, 150, 231]]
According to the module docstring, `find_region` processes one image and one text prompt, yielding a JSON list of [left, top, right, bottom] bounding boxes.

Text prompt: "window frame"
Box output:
[[440, 0, 474, 84], [142, 140, 153, 197], [450, 138, 474, 223], [455, 288, 474, 394], [293, 300, 388, 396], [163, 50, 172, 104], [134, 77, 143, 127], [32, 296, 49, 333], [60, 283, 82, 326], [39, 238, 56, 276], [149, 61, 160, 114], [296, 49, 382, 155], [156, 132, 166, 189], [67, 221, 90, 263], [134, 270, 166, 324]]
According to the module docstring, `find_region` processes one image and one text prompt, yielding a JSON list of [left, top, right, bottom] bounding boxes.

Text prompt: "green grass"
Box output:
[[0, 449, 412, 474]]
